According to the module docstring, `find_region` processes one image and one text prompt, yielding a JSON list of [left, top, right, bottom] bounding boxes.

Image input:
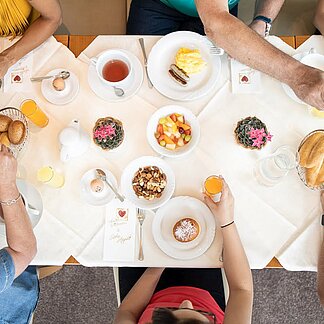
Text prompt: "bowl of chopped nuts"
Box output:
[[121, 156, 176, 210]]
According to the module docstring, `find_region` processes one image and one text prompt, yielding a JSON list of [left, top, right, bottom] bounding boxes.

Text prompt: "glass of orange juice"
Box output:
[[204, 175, 223, 202], [37, 166, 65, 188], [20, 99, 49, 128]]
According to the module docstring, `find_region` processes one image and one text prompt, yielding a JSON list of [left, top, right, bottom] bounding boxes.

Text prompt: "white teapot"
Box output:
[[59, 119, 90, 162]]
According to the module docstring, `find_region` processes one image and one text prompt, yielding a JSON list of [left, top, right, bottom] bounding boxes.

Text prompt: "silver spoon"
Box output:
[[113, 86, 125, 97], [95, 169, 125, 202], [30, 70, 70, 82]]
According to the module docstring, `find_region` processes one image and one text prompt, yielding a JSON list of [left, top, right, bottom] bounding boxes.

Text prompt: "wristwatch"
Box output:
[[321, 214, 324, 226], [253, 15, 272, 37]]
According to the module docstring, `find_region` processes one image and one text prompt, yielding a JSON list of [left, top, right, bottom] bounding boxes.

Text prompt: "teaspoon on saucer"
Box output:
[[30, 70, 70, 82]]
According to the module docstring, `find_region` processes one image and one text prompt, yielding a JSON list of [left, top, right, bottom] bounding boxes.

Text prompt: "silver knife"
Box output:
[[139, 38, 153, 89]]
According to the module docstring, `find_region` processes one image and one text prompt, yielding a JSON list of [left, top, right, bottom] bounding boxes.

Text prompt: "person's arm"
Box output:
[[0, 0, 62, 78], [314, 0, 324, 35], [317, 191, 324, 306], [114, 268, 165, 324], [205, 179, 253, 324], [195, 0, 324, 111], [0, 145, 37, 277], [249, 0, 285, 36]]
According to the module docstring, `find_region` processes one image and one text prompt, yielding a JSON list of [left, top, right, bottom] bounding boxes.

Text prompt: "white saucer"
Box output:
[[80, 168, 118, 206], [152, 196, 216, 260], [0, 179, 43, 237], [41, 68, 79, 105], [88, 50, 143, 102]]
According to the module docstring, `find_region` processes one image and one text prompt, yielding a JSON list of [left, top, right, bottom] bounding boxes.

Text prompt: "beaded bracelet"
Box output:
[[221, 220, 234, 229], [0, 193, 21, 206]]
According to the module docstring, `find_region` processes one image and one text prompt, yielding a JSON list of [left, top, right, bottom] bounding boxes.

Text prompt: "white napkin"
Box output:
[[295, 35, 324, 55], [103, 199, 137, 262]]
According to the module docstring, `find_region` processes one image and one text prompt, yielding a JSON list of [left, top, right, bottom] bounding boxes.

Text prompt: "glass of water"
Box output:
[[254, 145, 299, 186]]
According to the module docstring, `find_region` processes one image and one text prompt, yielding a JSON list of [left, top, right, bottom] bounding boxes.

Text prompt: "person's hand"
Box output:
[[0, 145, 17, 188], [291, 66, 324, 111], [321, 191, 324, 212], [204, 177, 234, 226], [249, 20, 266, 37]]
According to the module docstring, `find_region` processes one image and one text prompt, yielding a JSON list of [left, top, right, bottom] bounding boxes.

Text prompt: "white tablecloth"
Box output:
[[0, 35, 323, 269]]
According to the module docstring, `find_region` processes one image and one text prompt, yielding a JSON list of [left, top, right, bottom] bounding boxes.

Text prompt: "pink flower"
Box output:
[[266, 133, 273, 142], [252, 138, 263, 148], [94, 124, 116, 140]]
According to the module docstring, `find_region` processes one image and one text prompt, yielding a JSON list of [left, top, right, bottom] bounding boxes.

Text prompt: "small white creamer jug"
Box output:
[[59, 119, 90, 162]]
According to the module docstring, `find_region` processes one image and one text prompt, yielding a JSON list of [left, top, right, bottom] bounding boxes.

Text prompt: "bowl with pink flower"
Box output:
[[93, 117, 125, 151], [234, 116, 273, 150]]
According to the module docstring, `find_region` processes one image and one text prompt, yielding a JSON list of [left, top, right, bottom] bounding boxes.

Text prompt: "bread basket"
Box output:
[[296, 129, 324, 190]]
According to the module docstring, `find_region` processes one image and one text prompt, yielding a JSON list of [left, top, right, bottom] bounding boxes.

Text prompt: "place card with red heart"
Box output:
[[117, 208, 128, 221], [230, 59, 261, 94]]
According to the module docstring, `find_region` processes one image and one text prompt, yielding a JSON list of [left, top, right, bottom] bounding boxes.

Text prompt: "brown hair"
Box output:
[[148, 308, 207, 324]]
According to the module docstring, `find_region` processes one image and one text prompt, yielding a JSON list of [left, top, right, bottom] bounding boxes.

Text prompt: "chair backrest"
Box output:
[[57, 0, 128, 35]]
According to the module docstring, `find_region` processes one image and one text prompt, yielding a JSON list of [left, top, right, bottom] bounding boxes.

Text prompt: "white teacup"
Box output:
[[0, 192, 40, 224], [91, 50, 133, 90]]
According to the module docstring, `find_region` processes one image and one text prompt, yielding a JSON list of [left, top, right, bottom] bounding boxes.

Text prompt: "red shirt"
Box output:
[[139, 286, 225, 324]]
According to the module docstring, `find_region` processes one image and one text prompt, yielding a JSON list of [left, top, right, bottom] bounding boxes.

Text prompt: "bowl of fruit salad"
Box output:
[[147, 105, 200, 158]]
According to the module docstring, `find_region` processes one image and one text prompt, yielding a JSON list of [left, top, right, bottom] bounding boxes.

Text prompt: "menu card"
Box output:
[[103, 199, 137, 262], [230, 58, 261, 94]]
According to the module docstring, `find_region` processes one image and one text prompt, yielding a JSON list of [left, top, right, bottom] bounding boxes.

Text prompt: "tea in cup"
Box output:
[[91, 50, 133, 89]]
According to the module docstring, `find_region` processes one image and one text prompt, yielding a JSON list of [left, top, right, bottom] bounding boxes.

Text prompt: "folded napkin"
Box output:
[[103, 199, 137, 262], [295, 35, 324, 54]]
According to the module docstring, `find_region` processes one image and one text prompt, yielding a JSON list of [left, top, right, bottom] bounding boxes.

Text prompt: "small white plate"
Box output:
[[80, 168, 118, 206], [121, 156, 175, 210], [0, 179, 43, 237], [147, 105, 200, 158], [88, 49, 143, 102], [41, 69, 79, 105], [147, 31, 221, 101], [152, 196, 216, 260], [282, 53, 324, 105]]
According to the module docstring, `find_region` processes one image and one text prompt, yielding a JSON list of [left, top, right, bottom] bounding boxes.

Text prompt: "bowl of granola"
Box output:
[[121, 156, 176, 210]]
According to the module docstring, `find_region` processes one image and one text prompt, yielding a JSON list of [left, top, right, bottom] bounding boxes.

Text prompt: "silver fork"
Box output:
[[136, 208, 145, 261]]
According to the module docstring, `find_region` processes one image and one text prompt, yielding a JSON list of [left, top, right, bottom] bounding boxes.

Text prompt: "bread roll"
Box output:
[[299, 132, 323, 167], [0, 115, 13, 132], [8, 120, 26, 145], [0, 132, 10, 147], [315, 162, 324, 187], [306, 136, 324, 168], [305, 158, 323, 187]]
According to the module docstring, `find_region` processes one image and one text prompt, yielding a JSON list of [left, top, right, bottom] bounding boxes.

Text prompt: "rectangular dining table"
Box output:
[[1, 33, 321, 270], [52, 34, 311, 269]]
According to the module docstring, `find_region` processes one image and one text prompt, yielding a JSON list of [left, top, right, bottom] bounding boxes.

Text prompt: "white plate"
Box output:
[[121, 156, 175, 210], [147, 31, 221, 101], [152, 196, 216, 260], [147, 105, 200, 158], [0, 179, 43, 237], [80, 168, 118, 206], [88, 49, 143, 102], [41, 69, 79, 105], [282, 53, 324, 105]]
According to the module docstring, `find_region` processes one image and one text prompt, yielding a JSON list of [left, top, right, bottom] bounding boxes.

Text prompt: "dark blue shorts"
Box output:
[[127, 0, 238, 35]]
